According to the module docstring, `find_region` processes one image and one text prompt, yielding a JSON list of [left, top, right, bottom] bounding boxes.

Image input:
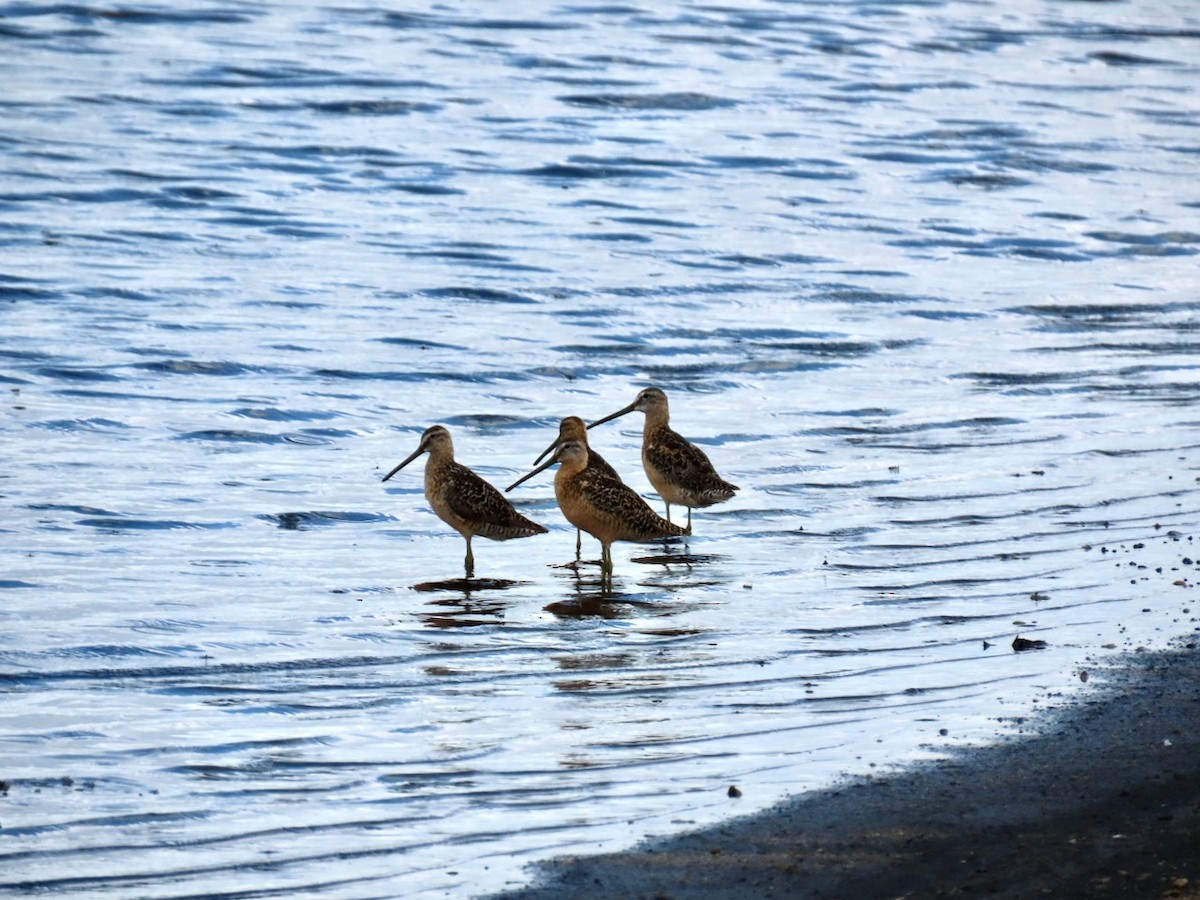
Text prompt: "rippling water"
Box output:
[[3, 0, 1199, 896]]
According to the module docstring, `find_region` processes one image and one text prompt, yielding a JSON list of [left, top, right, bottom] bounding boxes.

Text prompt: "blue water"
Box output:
[[2, 0, 1199, 896]]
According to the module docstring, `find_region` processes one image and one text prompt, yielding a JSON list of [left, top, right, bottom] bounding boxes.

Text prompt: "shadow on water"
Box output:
[[546, 563, 630, 615], [632, 550, 727, 581], [415, 598, 511, 629], [545, 595, 632, 619], [410, 578, 525, 628], [543, 541, 723, 615], [411, 577, 523, 593]]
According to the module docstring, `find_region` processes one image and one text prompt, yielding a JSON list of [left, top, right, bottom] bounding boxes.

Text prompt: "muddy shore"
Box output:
[[495, 639, 1200, 899]]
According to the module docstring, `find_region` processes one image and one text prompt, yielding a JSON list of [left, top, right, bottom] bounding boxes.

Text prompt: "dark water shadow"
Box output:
[[411, 577, 523, 593], [543, 543, 723, 615], [632, 543, 729, 591], [631, 550, 725, 568], [546, 563, 626, 609], [542, 562, 636, 615], [410, 578, 526, 627], [415, 602, 508, 629], [544, 596, 632, 619]]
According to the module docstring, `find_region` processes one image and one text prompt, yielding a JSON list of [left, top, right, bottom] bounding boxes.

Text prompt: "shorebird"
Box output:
[[588, 387, 738, 532], [533, 416, 622, 557], [383, 425, 547, 578], [507, 438, 686, 581]]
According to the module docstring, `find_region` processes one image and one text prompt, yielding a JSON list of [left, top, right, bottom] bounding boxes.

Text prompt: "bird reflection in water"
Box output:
[[630, 550, 728, 590], [544, 539, 710, 615], [545, 564, 630, 616], [411, 577, 521, 629]]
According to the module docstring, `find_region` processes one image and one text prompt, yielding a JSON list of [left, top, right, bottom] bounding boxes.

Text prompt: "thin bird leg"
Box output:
[[599, 544, 613, 590]]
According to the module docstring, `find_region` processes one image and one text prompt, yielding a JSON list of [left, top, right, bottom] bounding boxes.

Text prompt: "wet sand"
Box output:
[[497, 639, 1200, 899]]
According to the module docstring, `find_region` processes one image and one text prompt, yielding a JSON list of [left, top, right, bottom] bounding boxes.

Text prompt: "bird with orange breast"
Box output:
[[507, 437, 685, 582], [530, 415, 623, 558]]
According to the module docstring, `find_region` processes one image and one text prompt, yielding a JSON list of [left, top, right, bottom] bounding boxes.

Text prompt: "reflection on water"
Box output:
[[545, 595, 630, 618], [412, 578, 527, 627], [411, 577, 525, 594], [415, 597, 512, 630], [1, 0, 1199, 897], [542, 539, 718, 607]]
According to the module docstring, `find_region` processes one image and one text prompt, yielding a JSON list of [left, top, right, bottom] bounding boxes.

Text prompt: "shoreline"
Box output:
[[494, 638, 1200, 899]]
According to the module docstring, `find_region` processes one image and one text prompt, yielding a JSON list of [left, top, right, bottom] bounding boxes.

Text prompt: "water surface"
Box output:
[[2, 0, 1199, 896]]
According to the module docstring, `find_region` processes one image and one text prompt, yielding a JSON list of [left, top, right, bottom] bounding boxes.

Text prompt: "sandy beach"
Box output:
[[497, 638, 1200, 899]]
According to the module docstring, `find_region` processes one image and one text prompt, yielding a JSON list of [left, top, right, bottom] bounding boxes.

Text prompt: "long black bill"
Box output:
[[506, 451, 559, 493], [586, 401, 637, 430], [383, 445, 425, 482], [532, 434, 560, 466]]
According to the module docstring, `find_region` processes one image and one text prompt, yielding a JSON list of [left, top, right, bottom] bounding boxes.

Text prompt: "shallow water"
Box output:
[[2, 0, 1199, 896]]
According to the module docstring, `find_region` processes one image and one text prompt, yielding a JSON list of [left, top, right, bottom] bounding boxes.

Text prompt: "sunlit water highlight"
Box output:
[[2, 0, 1199, 896]]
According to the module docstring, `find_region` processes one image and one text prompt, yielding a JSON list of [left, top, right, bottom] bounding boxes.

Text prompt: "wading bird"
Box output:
[[532, 416, 622, 557], [588, 387, 738, 532], [507, 438, 685, 583], [383, 425, 546, 578]]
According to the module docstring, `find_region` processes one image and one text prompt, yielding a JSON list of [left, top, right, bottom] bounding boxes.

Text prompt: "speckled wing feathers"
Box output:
[[445, 461, 547, 540], [584, 446, 621, 483], [573, 469, 687, 541], [645, 427, 739, 506]]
